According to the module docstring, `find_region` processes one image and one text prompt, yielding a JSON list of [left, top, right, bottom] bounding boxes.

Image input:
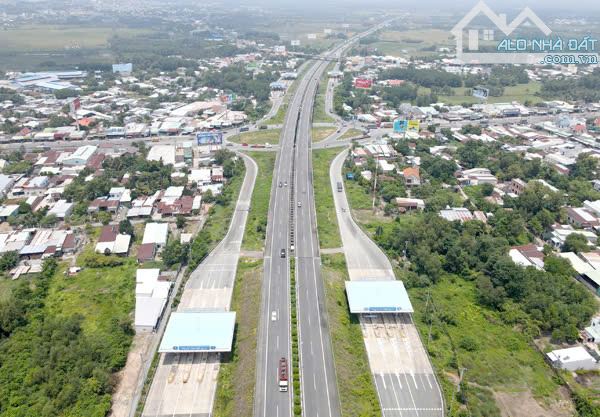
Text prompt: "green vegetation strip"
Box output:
[[176, 158, 246, 307], [290, 257, 302, 416], [265, 64, 308, 126], [228, 129, 281, 145], [313, 62, 335, 124], [312, 148, 342, 248], [213, 258, 263, 417], [311, 126, 337, 143], [242, 152, 276, 251], [322, 254, 381, 417]]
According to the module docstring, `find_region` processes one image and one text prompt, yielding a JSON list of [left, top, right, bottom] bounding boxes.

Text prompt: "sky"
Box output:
[[227, 0, 600, 13]]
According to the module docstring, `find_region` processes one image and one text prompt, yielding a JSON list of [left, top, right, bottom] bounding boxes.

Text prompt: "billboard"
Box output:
[[354, 78, 372, 89], [472, 86, 489, 100], [393, 119, 407, 133], [196, 131, 223, 145], [407, 120, 420, 132], [291, 40, 301, 46], [69, 97, 81, 115], [112, 63, 133, 74], [220, 94, 235, 104]]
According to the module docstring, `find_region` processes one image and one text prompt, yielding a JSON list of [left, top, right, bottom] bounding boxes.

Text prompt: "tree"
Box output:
[[562, 233, 590, 253], [0, 251, 18, 271], [162, 240, 188, 267], [95, 211, 112, 225], [571, 153, 599, 180], [176, 215, 187, 229], [119, 219, 134, 237]]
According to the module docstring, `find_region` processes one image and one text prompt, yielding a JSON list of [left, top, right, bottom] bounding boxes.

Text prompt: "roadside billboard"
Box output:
[[196, 131, 223, 145], [354, 78, 372, 89], [407, 120, 420, 132], [472, 86, 489, 100], [393, 119, 407, 133]]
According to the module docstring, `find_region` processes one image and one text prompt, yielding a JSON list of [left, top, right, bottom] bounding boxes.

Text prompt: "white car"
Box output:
[[271, 311, 277, 321], [297, 201, 302, 207]]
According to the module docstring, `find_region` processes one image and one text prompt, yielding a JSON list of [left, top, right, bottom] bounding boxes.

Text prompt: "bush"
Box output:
[[79, 250, 125, 268]]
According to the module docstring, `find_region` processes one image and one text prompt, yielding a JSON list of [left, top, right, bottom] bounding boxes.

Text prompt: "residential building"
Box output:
[[134, 269, 172, 332], [566, 207, 599, 229], [142, 222, 169, 247], [395, 198, 425, 211], [402, 167, 421, 187], [583, 317, 600, 344], [439, 207, 474, 223], [95, 225, 131, 256], [547, 346, 599, 371], [62, 145, 98, 166], [508, 178, 526, 195]]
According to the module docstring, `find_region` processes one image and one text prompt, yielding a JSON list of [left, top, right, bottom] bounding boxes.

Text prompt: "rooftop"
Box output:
[[159, 312, 236, 353], [345, 281, 413, 314]]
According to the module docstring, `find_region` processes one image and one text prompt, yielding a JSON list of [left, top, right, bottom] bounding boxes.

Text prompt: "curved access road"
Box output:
[[141, 153, 258, 417], [330, 148, 445, 417]]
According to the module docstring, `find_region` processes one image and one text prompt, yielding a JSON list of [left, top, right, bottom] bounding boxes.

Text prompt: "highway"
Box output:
[[254, 22, 389, 417], [141, 153, 257, 417], [330, 149, 444, 417]]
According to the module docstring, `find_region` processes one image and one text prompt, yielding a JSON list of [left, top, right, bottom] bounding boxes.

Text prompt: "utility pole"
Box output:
[[372, 154, 379, 212]]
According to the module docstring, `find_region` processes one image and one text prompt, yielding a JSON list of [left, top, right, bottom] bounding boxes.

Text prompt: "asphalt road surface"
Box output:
[[141, 153, 257, 417], [254, 22, 389, 417], [330, 149, 445, 417]]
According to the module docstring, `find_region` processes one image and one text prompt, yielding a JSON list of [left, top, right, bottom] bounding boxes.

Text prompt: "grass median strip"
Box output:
[[321, 254, 381, 417], [242, 152, 276, 251], [312, 148, 342, 249], [311, 126, 337, 143], [228, 128, 281, 145], [313, 62, 335, 124], [290, 257, 302, 417], [213, 257, 263, 417]]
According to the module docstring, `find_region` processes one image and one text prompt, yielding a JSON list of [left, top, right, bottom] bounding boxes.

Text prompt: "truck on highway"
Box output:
[[337, 182, 343, 192], [278, 357, 289, 392]]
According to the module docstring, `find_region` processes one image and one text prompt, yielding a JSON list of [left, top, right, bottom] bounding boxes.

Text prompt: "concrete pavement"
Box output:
[[254, 21, 389, 417], [141, 153, 258, 417], [330, 148, 445, 417]]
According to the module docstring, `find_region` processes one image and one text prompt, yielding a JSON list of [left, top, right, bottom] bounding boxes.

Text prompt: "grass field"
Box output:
[[46, 261, 136, 334], [431, 81, 543, 105], [228, 129, 281, 145], [371, 29, 452, 58], [0, 25, 150, 51], [266, 103, 288, 126], [242, 152, 276, 251], [0, 278, 20, 303], [213, 258, 263, 417], [311, 126, 337, 142], [321, 254, 381, 417], [312, 148, 342, 249], [408, 276, 571, 416]]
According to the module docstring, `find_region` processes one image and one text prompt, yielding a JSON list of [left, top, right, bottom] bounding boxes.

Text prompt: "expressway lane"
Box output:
[[254, 22, 389, 417], [295, 59, 342, 417]]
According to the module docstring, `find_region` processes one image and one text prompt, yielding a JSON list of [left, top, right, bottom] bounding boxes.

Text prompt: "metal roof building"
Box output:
[[345, 281, 413, 314], [159, 312, 236, 353]]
